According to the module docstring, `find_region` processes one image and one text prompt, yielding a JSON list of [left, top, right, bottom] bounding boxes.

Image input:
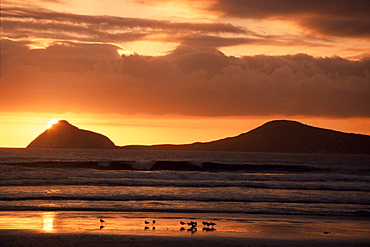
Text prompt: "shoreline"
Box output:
[[0, 211, 369, 246], [2, 229, 370, 247]]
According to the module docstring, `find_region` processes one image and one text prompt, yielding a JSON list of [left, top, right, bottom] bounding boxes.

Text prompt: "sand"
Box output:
[[0, 211, 369, 247], [2, 230, 370, 247]]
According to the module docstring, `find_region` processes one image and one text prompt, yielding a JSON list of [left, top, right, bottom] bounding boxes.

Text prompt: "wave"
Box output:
[[1, 163, 369, 191], [1, 179, 369, 192], [1, 195, 370, 205], [0, 160, 327, 173], [0, 201, 369, 217]]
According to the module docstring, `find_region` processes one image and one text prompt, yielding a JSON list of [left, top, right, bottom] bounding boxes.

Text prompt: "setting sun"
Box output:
[[47, 119, 59, 129]]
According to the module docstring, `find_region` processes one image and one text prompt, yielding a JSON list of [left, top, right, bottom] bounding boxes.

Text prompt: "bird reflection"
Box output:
[[187, 227, 197, 234], [202, 227, 216, 232]]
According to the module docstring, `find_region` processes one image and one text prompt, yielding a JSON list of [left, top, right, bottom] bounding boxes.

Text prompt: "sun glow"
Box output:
[[42, 212, 55, 232], [47, 119, 59, 129]]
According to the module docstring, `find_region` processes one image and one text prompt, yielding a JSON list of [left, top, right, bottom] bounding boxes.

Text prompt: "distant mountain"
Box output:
[[27, 120, 116, 149], [122, 120, 370, 154]]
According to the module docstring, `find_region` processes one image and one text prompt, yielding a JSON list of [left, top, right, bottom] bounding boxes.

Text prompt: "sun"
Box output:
[[47, 119, 59, 129]]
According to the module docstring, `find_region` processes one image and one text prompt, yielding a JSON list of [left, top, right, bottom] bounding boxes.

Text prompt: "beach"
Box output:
[[1, 211, 369, 247], [1, 149, 369, 246]]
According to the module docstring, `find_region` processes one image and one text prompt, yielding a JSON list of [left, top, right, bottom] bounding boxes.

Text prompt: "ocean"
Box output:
[[1, 148, 369, 218]]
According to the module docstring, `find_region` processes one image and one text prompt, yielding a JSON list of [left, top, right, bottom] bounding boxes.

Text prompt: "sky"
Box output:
[[1, 0, 370, 147]]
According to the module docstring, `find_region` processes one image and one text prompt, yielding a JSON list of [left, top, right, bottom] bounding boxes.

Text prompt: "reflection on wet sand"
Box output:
[[0, 212, 368, 240], [42, 212, 55, 232]]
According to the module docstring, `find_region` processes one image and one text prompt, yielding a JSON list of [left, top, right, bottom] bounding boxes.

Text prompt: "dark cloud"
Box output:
[[302, 16, 370, 38], [209, 0, 370, 38], [141, 0, 370, 38], [209, 0, 369, 18], [1, 40, 369, 118]]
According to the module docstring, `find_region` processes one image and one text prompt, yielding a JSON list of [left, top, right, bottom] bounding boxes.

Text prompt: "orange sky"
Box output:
[[1, 0, 370, 147]]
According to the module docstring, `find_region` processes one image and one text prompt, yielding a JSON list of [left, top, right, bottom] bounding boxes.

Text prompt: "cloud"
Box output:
[[140, 0, 370, 39], [302, 16, 370, 38], [212, 0, 370, 38], [1, 5, 335, 50], [1, 6, 247, 45], [1, 39, 369, 118], [209, 0, 369, 18]]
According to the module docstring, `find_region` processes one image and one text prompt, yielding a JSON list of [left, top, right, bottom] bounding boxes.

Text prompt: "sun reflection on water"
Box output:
[[42, 212, 55, 232]]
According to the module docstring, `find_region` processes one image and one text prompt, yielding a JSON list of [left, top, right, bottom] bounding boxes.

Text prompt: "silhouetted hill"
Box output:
[[27, 120, 116, 149], [123, 120, 370, 154]]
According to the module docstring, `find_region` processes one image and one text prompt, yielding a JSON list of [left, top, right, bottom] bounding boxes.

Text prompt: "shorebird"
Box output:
[[100, 219, 105, 224], [180, 221, 186, 225], [144, 220, 150, 225], [187, 221, 197, 227], [152, 220, 156, 225]]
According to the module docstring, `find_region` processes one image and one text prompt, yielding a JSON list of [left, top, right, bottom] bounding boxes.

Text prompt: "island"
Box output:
[[27, 120, 116, 149], [122, 120, 370, 154]]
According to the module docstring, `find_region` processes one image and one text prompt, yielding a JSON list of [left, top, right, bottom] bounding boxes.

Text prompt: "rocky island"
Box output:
[[27, 120, 116, 149]]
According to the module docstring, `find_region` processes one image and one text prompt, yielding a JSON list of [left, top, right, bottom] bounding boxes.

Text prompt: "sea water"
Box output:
[[0, 148, 369, 217]]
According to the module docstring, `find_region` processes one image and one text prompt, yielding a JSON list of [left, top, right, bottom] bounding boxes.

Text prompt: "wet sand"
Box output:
[[0, 211, 369, 247]]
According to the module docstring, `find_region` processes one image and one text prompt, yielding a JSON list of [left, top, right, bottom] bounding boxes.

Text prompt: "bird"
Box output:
[[180, 221, 186, 225], [152, 220, 156, 225], [187, 221, 197, 227], [144, 220, 150, 225], [100, 219, 105, 224], [209, 222, 216, 228]]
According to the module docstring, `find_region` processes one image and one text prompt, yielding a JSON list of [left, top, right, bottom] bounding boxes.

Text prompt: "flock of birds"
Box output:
[[144, 220, 157, 230], [100, 218, 331, 235], [99, 218, 216, 232], [179, 220, 217, 233]]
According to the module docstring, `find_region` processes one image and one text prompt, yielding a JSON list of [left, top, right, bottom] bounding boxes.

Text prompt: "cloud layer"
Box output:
[[156, 0, 370, 38], [4, 2, 366, 54], [2, 40, 369, 118], [1, 6, 252, 48]]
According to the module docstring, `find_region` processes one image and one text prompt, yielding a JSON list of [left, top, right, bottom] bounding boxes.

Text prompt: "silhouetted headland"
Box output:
[[27, 120, 116, 149], [122, 120, 370, 154]]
